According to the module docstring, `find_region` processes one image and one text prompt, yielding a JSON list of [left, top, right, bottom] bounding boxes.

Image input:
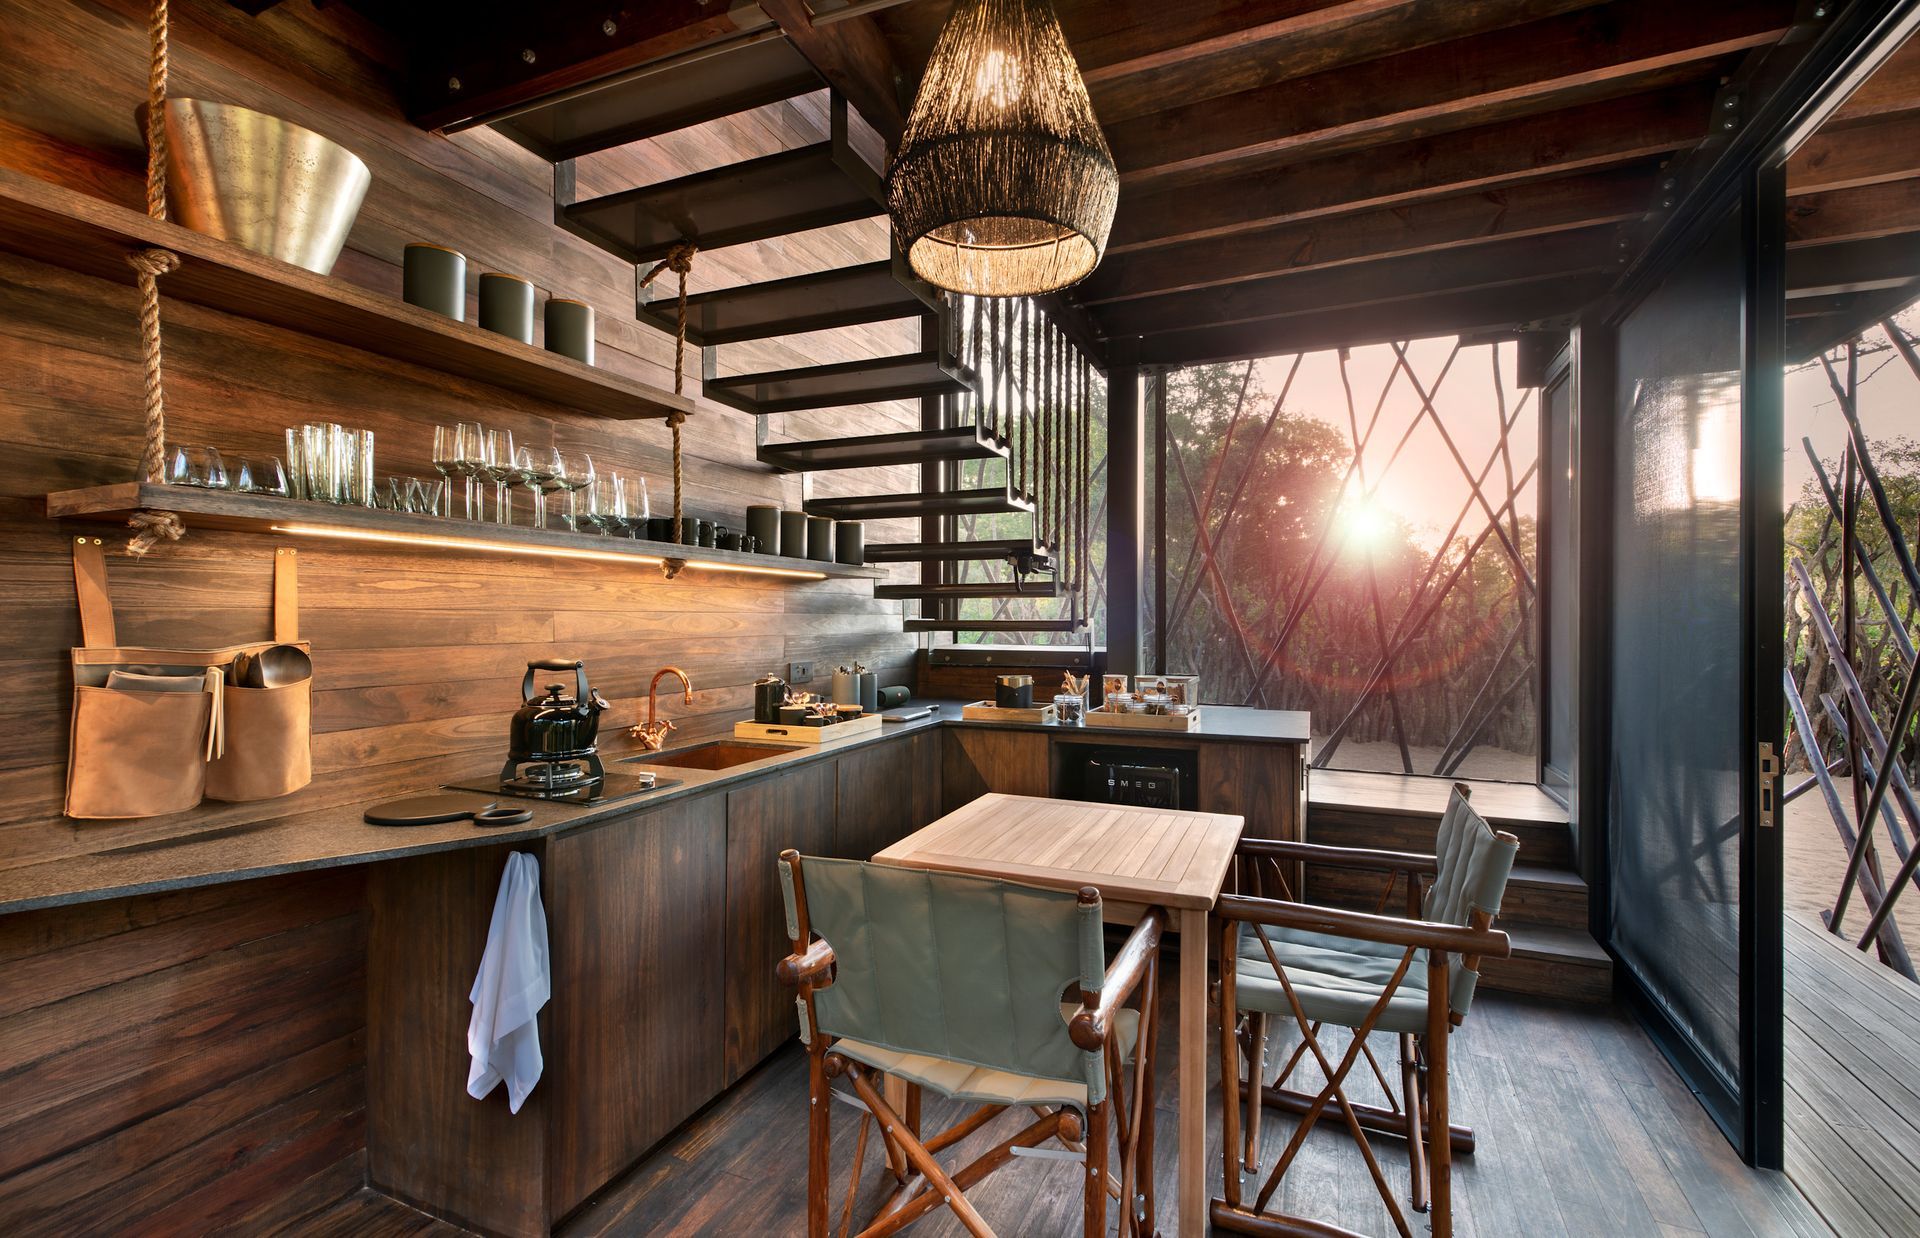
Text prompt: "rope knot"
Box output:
[[127, 247, 180, 279], [666, 410, 688, 429], [126, 508, 184, 557]]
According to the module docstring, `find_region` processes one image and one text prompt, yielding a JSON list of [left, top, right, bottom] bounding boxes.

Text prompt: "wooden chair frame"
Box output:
[[776, 849, 1167, 1238], [1211, 836, 1511, 1238]]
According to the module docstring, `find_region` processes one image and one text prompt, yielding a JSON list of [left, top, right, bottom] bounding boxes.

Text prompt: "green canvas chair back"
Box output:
[[1422, 786, 1520, 1018], [779, 856, 1111, 1104]]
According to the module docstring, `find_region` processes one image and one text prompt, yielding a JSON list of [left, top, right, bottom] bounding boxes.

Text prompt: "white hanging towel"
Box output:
[[467, 851, 551, 1113]]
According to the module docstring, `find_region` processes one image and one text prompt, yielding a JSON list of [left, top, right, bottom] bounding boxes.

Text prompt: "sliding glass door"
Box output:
[[1605, 173, 1784, 1165]]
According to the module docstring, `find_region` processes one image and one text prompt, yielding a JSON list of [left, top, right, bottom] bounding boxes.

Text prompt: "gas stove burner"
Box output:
[[450, 769, 674, 806], [498, 751, 607, 795], [510, 760, 592, 787]]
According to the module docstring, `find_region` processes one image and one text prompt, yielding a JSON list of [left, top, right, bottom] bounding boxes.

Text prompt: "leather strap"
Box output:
[[72, 537, 115, 649], [273, 548, 299, 643]]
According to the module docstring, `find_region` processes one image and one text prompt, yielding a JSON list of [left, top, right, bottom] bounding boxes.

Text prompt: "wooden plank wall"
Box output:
[[0, 0, 927, 1220], [0, 868, 370, 1234], [0, 0, 924, 847]]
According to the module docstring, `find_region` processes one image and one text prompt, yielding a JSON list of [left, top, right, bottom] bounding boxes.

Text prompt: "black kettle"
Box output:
[[508, 658, 610, 763]]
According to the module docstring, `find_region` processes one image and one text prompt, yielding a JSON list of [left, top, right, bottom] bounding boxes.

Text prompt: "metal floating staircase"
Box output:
[[511, 71, 1091, 633]]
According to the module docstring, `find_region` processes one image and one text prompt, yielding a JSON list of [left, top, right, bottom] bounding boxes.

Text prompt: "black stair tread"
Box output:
[[904, 618, 1086, 633], [644, 261, 936, 346], [494, 38, 822, 161], [1504, 923, 1610, 964], [560, 142, 881, 264], [804, 487, 1033, 521], [864, 537, 1050, 563], [876, 580, 1063, 600], [706, 352, 974, 416], [758, 425, 1005, 472]]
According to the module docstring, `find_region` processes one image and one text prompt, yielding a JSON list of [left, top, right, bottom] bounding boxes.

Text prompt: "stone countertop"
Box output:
[[0, 700, 1309, 916]]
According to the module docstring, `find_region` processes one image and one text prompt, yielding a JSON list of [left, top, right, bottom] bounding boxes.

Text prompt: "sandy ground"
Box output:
[[1784, 774, 1920, 955], [1313, 736, 1540, 782]]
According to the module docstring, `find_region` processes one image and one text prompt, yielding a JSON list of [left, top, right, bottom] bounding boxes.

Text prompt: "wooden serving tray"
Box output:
[[1084, 705, 1204, 732], [960, 700, 1059, 724], [734, 714, 884, 744]]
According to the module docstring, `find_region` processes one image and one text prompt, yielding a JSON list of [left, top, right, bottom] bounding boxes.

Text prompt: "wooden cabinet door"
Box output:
[[941, 727, 1052, 813], [1198, 742, 1305, 842], [545, 793, 727, 1219], [725, 760, 837, 1083], [835, 732, 942, 860]]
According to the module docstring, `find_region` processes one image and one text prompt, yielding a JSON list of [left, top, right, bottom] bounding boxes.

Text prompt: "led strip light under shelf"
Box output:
[[267, 523, 830, 580]]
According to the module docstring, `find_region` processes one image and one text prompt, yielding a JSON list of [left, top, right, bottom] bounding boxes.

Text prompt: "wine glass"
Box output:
[[488, 428, 517, 524], [509, 444, 545, 529], [535, 447, 569, 531], [567, 454, 597, 532], [632, 476, 651, 523], [452, 422, 486, 519], [603, 473, 631, 536], [577, 471, 607, 535], [432, 425, 459, 516]]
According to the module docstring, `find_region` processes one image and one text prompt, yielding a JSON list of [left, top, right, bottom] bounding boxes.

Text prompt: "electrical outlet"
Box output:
[[789, 661, 815, 684]]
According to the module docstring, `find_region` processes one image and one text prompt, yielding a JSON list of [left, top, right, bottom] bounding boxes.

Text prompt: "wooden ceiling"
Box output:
[[386, 0, 1918, 369]]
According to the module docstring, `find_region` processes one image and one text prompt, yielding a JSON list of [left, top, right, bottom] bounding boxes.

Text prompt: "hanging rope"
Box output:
[[640, 241, 697, 545], [127, 0, 183, 556]]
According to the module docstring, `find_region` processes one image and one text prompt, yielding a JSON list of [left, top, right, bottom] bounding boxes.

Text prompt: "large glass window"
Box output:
[[1144, 337, 1541, 780]]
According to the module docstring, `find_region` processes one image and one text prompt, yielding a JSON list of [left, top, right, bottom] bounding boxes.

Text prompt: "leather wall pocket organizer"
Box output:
[[65, 537, 314, 819]]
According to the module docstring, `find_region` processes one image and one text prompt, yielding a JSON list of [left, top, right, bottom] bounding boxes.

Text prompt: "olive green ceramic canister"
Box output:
[[746, 505, 780, 554], [403, 243, 466, 321], [478, 272, 535, 344], [780, 510, 808, 558], [807, 516, 834, 562], [544, 297, 595, 365]]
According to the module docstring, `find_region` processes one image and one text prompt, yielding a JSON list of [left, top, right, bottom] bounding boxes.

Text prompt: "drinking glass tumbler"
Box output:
[[230, 456, 288, 496], [167, 445, 227, 488]]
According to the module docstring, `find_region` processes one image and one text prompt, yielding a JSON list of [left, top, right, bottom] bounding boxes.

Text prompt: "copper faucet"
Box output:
[[631, 667, 693, 751]]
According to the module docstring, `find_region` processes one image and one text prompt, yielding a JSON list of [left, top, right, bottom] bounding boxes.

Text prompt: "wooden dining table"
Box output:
[[873, 792, 1246, 1236]]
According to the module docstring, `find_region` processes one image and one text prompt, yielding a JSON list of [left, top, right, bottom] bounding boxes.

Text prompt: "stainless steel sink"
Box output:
[[622, 742, 798, 771]]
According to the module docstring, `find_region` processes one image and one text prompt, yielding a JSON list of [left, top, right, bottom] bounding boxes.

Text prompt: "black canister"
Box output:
[[995, 674, 1035, 709], [753, 673, 787, 724]]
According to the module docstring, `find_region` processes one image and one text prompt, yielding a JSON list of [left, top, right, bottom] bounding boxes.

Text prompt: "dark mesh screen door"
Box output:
[[1607, 184, 1783, 1163]]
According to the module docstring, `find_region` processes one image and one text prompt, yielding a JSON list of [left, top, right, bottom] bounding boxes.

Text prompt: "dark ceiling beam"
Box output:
[[1826, 34, 1920, 125], [1080, 164, 1655, 304], [1107, 83, 1712, 252], [1111, 275, 1606, 367], [1092, 228, 1616, 340], [1081, 0, 1607, 124], [759, 0, 909, 144], [1787, 177, 1920, 246], [1103, 0, 1794, 187], [1787, 110, 1920, 195], [1786, 233, 1920, 299], [410, 2, 765, 133]]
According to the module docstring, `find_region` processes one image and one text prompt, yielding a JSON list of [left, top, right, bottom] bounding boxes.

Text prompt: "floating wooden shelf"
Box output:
[[46, 483, 887, 581], [0, 169, 693, 423]]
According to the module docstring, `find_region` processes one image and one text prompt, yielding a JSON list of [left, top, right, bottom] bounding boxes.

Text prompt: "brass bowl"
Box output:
[[141, 99, 371, 275]]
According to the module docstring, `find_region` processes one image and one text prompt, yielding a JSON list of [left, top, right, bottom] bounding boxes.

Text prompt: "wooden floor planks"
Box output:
[[545, 959, 1827, 1237], [1785, 911, 1920, 1238]]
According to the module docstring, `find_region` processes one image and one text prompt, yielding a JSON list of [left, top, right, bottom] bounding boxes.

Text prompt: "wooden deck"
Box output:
[[521, 965, 1823, 1237], [1786, 911, 1920, 1236]]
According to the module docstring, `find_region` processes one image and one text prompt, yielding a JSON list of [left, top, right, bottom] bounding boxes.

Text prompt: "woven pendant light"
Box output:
[[889, 0, 1117, 297]]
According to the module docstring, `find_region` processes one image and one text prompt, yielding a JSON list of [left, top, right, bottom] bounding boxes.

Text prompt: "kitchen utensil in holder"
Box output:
[[65, 538, 313, 818]]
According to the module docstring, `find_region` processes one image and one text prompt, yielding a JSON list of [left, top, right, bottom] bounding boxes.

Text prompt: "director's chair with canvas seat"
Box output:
[[1211, 785, 1517, 1238], [775, 849, 1164, 1237]]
